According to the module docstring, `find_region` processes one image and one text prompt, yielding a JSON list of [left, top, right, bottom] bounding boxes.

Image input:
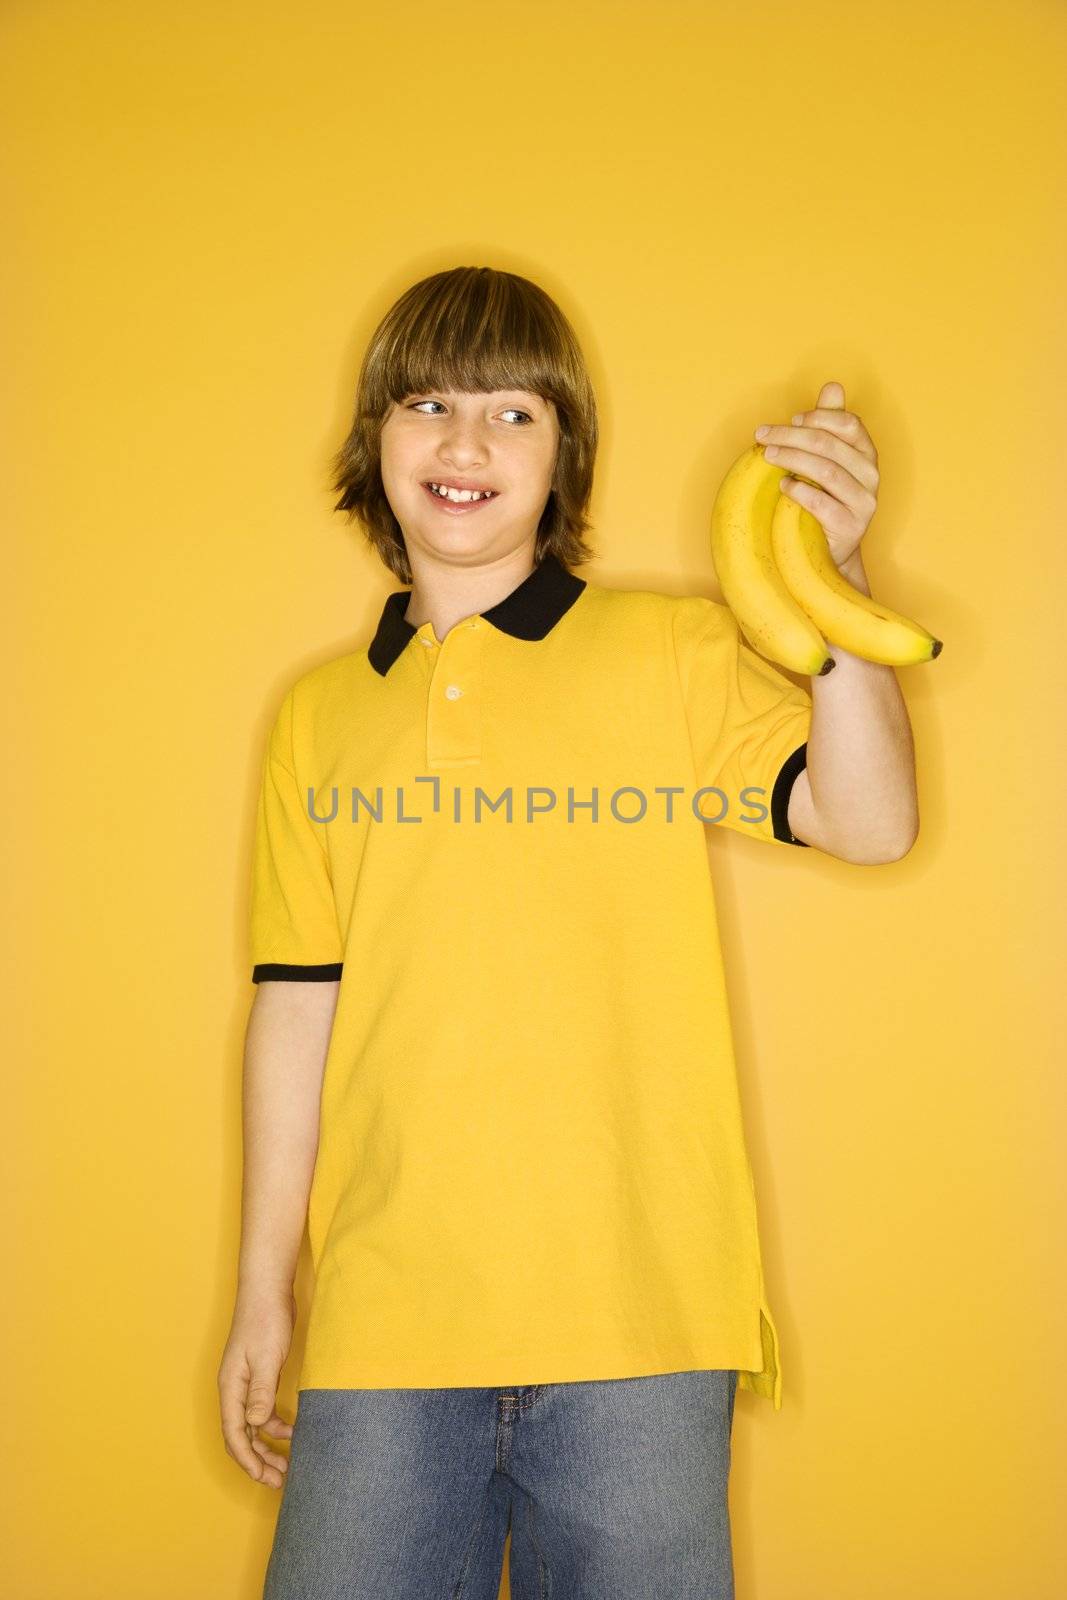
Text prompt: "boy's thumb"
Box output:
[[245, 1384, 274, 1425]]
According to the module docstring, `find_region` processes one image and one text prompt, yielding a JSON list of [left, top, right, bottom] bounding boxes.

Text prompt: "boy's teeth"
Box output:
[[430, 483, 494, 503]]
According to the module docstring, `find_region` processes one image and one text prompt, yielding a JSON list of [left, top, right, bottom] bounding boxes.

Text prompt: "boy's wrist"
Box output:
[[235, 1280, 296, 1317], [236, 1260, 297, 1303]]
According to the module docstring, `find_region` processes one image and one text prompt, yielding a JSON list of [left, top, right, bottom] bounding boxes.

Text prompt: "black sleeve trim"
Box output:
[[252, 962, 344, 983], [770, 743, 810, 847]]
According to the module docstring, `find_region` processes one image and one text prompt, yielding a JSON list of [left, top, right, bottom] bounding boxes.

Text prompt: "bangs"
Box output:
[[375, 271, 571, 408]]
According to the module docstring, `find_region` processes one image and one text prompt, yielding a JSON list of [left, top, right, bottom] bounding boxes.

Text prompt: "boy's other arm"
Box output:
[[236, 980, 339, 1295], [217, 979, 339, 1487]]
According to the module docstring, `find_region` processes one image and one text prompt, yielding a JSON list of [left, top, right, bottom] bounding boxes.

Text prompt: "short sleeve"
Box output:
[[249, 686, 345, 981], [676, 598, 813, 847]]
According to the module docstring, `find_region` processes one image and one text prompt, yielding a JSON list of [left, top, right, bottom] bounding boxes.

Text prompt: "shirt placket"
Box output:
[[415, 617, 485, 766]]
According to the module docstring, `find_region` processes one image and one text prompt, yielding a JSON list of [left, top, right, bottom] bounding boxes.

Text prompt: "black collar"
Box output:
[[368, 553, 587, 676]]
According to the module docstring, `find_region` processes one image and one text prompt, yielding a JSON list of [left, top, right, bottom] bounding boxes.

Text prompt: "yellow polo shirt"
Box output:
[[249, 554, 813, 1409]]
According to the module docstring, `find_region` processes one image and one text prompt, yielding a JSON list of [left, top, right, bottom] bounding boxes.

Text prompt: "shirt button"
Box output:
[[420, 637, 433, 647], [444, 684, 463, 700]]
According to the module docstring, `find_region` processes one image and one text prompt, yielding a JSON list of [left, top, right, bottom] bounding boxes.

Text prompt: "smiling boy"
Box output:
[[218, 265, 919, 1599]]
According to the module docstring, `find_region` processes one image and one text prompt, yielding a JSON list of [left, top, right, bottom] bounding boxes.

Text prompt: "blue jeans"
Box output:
[[263, 1367, 739, 1599]]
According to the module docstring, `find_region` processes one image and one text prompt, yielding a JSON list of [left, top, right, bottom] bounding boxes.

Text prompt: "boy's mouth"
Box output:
[[422, 480, 500, 512]]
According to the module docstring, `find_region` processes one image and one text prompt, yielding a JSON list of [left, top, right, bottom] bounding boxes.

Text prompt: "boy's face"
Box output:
[[380, 388, 560, 565]]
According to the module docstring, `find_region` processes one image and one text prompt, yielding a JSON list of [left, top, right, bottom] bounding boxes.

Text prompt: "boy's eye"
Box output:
[[409, 400, 532, 425]]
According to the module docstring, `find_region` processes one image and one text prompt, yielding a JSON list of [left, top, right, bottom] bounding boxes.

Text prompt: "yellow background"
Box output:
[[4, 1, 1064, 1595]]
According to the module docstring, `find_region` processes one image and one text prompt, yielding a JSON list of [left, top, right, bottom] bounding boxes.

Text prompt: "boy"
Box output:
[[218, 266, 918, 1598]]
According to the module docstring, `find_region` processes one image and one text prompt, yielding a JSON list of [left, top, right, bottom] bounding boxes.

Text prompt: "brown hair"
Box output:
[[330, 266, 599, 584]]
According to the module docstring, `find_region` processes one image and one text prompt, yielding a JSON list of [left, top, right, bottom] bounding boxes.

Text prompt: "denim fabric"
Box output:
[[263, 1367, 738, 1599]]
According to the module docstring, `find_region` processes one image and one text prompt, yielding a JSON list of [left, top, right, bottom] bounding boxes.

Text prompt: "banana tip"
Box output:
[[931, 639, 943, 658], [817, 657, 836, 675]]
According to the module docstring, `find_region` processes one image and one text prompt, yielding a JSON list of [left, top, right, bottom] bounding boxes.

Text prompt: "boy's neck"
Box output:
[[402, 544, 540, 643]]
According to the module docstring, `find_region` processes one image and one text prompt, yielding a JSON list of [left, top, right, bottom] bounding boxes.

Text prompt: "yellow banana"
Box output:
[[710, 444, 835, 676], [770, 487, 943, 666]]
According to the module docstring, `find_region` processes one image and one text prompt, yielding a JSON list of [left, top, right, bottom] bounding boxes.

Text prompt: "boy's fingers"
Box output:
[[251, 1436, 289, 1473], [218, 1380, 266, 1478], [257, 1414, 295, 1439]]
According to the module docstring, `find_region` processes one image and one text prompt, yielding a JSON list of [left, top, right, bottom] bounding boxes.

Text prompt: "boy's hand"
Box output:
[[217, 1288, 297, 1488], [753, 380, 880, 570]]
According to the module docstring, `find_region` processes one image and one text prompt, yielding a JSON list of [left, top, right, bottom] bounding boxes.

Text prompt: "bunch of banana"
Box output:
[[710, 443, 943, 674]]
